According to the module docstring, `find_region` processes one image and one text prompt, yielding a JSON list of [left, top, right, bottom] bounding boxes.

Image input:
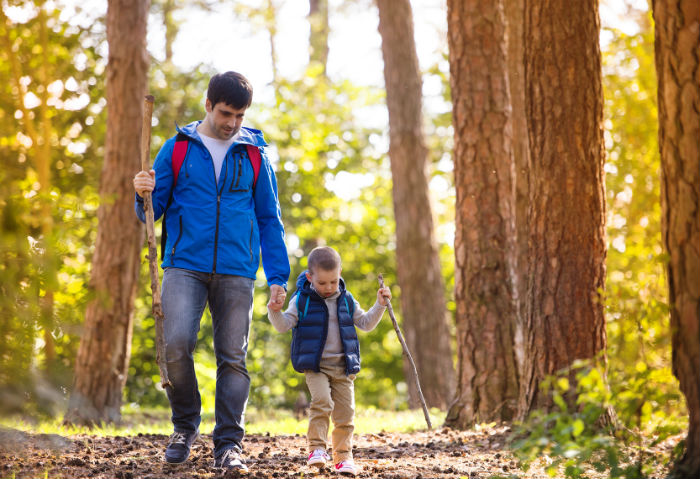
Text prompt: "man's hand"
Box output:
[[134, 169, 156, 196], [377, 285, 391, 306], [267, 284, 287, 312]]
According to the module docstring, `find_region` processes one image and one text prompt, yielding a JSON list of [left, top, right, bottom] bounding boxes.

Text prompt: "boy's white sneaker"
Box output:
[[334, 459, 358, 475], [307, 449, 330, 467]]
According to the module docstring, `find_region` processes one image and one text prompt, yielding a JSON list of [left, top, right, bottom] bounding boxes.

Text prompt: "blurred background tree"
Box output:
[[0, 0, 105, 416]]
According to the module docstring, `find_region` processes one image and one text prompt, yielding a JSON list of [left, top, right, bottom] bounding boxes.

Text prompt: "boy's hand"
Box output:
[[377, 285, 391, 306], [268, 284, 287, 312], [134, 169, 155, 196]]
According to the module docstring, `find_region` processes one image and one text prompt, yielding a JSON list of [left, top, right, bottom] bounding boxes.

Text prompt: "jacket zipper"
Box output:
[[171, 216, 183, 256], [211, 151, 228, 274]]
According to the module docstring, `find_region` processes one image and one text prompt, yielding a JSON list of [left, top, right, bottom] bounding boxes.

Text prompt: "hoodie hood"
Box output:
[[176, 121, 268, 148]]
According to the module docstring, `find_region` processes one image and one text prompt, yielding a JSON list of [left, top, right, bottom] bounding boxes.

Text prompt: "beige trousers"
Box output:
[[304, 361, 356, 463]]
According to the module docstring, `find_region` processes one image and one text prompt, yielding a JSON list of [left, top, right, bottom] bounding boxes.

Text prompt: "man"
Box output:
[[133, 71, 289, 472]]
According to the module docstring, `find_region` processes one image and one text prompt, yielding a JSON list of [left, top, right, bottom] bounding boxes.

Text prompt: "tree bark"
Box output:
[[517, 0, 607, 419], [444, 0, 520, 427], [65, 0, 149, 425], [504, 0, 528, 379], [376, 0, 455, 410], [652, 1, 700, 476], [308, 0, 329, 76]]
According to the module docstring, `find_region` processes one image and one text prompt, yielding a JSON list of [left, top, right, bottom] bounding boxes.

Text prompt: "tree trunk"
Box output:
[[444, 0, 520, 427], [266, 0, 281, 93], [517, 0, 607, 419], [162, 0, 176, 63], [65, 0, 149, 425], [308, 0, 329, 76], [652, 1, 700, 476], [37, 4, 57, 370], [376, 0, 455, 410], [504, 0, 528, 379]]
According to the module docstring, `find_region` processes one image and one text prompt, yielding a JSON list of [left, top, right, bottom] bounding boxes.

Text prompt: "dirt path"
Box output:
[[0, 425, 674, 478]]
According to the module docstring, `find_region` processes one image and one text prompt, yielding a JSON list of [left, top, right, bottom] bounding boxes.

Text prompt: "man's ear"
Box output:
[[305, 271, 312, 282], [205, 98, 212, 113]]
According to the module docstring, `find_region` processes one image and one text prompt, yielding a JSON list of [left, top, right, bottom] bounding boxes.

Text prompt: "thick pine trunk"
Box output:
[[517, 0, 608, 419], [652, 1, 700, 476], [65, 0, 149, 425], [376, 0, 455, 409], [445, 0, 520, 427]]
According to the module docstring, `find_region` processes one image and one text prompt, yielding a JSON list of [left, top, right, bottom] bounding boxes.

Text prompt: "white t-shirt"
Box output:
[[199, 132, 239, 182]]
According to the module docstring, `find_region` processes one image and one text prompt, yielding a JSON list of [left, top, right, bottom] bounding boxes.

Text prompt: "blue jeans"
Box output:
[[161, 267, 254, 457]]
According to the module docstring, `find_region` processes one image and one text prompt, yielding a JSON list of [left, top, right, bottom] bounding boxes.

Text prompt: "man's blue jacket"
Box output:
[[135, 122, 290, 288]]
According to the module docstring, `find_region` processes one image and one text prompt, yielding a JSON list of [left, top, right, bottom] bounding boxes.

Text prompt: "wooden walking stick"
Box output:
[[140, 95, 171, 390], [378, 274, 432, 430]]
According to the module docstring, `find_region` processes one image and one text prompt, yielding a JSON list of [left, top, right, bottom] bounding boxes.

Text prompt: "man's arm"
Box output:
[[253, 147, 290, 289]]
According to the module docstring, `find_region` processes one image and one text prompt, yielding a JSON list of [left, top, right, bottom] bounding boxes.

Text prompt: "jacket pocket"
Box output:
[[229, 152, 250, 192]]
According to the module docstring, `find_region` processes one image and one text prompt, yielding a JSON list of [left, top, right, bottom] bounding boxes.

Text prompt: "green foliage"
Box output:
[[510, 361, 682, 479], [0, 0, 105, 416], [601, 4, 685, 443]]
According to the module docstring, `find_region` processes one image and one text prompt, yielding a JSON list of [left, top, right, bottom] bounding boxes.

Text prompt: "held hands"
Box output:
[[267, 284, 287, 312], [133, 169, 156, 196], [377, 285, 392, 306]]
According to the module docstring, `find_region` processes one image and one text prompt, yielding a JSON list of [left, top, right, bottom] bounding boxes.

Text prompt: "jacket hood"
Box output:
[[296, 270, 346, 297], [175, 121, 268, 148]]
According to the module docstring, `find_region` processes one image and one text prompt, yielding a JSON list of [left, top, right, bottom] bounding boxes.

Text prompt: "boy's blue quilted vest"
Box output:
[[290, 271, 360, 375]]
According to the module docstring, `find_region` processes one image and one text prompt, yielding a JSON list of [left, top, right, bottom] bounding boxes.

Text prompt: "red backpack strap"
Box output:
[[172, 133, 188, 186], [246, 144, 262, 189]]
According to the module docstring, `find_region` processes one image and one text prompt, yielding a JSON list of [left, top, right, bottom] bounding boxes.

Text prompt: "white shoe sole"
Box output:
[[335, 465, 358, 475]]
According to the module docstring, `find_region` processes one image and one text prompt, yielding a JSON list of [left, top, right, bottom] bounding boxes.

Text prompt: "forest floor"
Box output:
[[0, 423, 680, 479]]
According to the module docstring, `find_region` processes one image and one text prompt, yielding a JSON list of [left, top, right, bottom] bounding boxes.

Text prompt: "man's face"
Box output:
[[306, 267, 341, 298], [204, 99, 246, 140]]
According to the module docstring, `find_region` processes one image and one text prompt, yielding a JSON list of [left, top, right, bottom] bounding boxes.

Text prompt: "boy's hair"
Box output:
[[207, 71, 253, 110], [307, 246, 341, 273]]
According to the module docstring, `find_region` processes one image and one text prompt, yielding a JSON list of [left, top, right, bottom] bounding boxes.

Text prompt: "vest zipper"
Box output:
[[317, 299, 329, 370]]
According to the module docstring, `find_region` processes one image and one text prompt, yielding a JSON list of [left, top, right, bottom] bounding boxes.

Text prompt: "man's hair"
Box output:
[[307, 246, 341, 273], [207, 71, 253, 109]]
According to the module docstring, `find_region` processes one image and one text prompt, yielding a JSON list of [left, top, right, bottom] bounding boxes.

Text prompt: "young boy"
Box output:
[[266, 246, 391, 476]]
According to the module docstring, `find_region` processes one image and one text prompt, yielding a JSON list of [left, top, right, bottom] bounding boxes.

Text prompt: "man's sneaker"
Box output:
[[307, 449, 330, 468], [165, 430, 199, 464], [334, 459, 358, 476], [215, 448, 248, 473]]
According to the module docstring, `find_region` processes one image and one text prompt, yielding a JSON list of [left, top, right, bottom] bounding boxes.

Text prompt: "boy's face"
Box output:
[[306, 267, 341, 298]]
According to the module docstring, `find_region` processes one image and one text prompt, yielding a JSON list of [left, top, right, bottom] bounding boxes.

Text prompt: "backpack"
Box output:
[[160, 132, 262, 259]]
